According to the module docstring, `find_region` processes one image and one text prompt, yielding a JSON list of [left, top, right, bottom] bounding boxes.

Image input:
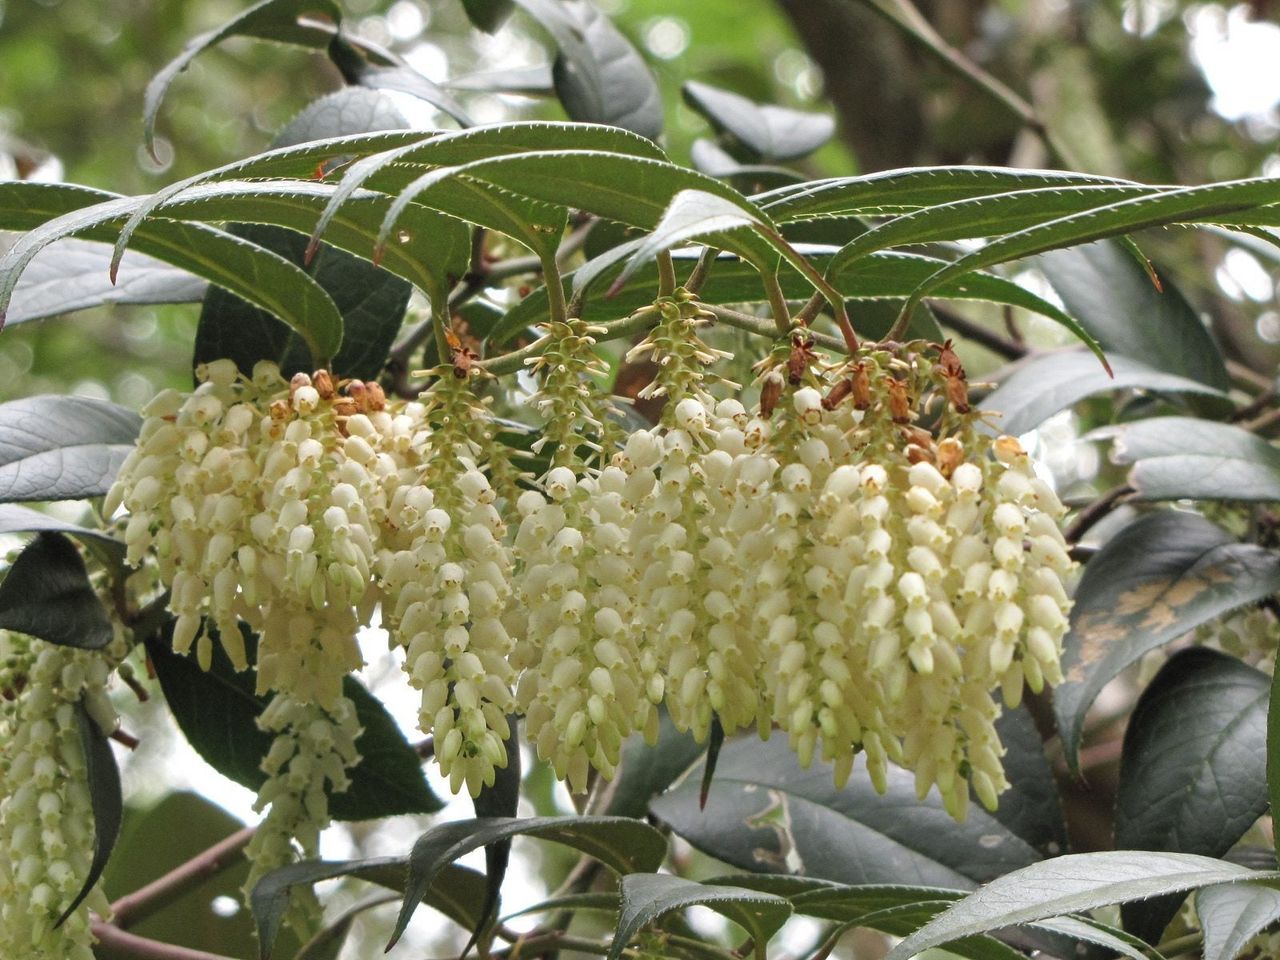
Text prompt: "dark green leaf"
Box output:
[[499, 891, 621, 923], [828, 185, 1158, 273], [0, 395, 140, 502], [1196, 882, 1280, 960], [618, 189, 759, 285], [5, 238, 206, 326], [387, 816, 668, 948], [759, 168, 1132, 222], [1055, 511, 1280, 770], [985, 707, 1068, 859], [461, 0, 516, 32], [0, 533, 114, 650], [1117, 649, 1270, 942], [327, 35, 472, 127], [194, 223, 410, 380], [0, 503, 122, 553], [148, 627, 441, 820], [252, 858, 486, 960], [192, 87, 413, 376], [898, 178, 1280, 323], [1097, 417, 1280, 502], [513, 0, 662, 139], [979, 350, 1226, 438], [0, 183, 345, 365], [445, 64, 554, 94], [293, 891, 397, 960], [1037, 241, 1230, 390], [469, 717, 522, 950], [492, 248, 1081, 347], [143, 0, 356, 157], [683, 80, 834, 162], [611, 874, 792, 960], [884, 852, 1279, 960], [57, 700, 123, 926], [649, 735, 1040, 890], [606, 708, 704, 819], [155, 180, 469, 309]]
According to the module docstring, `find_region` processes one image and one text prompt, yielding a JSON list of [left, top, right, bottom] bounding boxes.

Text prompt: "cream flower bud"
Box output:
[[793, 387, 823, 424]]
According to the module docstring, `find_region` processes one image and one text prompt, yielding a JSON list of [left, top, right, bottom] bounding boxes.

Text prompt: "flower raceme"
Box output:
[[106, 328, 1074, 821]]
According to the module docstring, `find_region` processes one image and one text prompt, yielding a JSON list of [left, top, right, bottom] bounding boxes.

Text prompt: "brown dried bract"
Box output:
[[288, 372, 312, 396], [786, 334, 818, 385], [446, 328, 482, 380], [936, 436, 964, 477], [312, 369, 335, 400], [934, 340, 970, 413], [759, 372, 783, 419], [886, 377, 912, 423], [822, 377, 854, 411], [905, 443, 934, 465], [850, 362, 872, 410]]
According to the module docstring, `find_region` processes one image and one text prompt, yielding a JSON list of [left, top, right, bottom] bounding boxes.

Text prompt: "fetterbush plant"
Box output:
[[4, 1, 1280, 959]]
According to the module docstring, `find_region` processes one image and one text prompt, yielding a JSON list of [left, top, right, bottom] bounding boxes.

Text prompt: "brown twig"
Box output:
[[90, 924, 241, 960], [1064, 484, 1134, 544], [930, 304, 1029, 360], [110, 827, 255, 930]]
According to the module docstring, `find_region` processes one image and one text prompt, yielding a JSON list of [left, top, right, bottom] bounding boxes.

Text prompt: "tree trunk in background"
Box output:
[[776, 0, 931, 170]]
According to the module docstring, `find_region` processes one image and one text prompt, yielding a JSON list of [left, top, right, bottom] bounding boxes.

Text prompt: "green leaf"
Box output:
[[492, 248, 1080, 347], [759, 168, 1133, 222], [1196, 882, 1280, 960], [1054, 511, 1280, 771], [147, 627, 441, 820], [293, 891, 397, 960], [468, 718, 523, 950], [1270, 662, 1280, 871], [309, 119, 664, 262], [461, 0, 516, 32], [252, 858, 486, 960], [979, 350, 1226, 438], [192, 86, 413, 375], [0, 183, 344, 365], [683, 80, 834, 162], [618, 188, 760, 285], [5, 238, 206, 327], [57, 700, 123, 926], [827, 185, 1158, 273], [0, 532, 115, 650], [155, 180, 470, 308], [1097, 417, 1280, 502], [898, 178, 1280, 324], [142, 0, 351, 158], [0, 395, 140, 502], [386, 816, 669, 949], [194, 223, 410, 379], [648, 735, 1040, 890], [606, 708, 704, 819], [326, 35, 472, 127], [0, 503, 123, 553], [1117, 648, 1271, 941], [611, 874, 792, 960], [883, 852, 1280, 960], [499, 891, 621, 923], [785, 884, 1140, 960], [513, 0, 663, 139], [1037, 241, 1230, 390], [986, 707, 1068, 859]]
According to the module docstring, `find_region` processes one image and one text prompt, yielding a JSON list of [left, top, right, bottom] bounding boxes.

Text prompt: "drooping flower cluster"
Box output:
[[377, 365, 517, 798], [0, 633, 118, 960], [243, 692, 361, 934], [106, 298, 1076, 819]]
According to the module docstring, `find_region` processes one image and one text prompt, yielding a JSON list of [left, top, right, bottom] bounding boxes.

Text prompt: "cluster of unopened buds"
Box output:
[[107, 301, 1075, 823]]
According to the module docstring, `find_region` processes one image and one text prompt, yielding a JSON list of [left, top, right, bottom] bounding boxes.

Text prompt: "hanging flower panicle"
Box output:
[[0, 633, 119, 960], [378, 358, 517, 798], [243, 692, 362, 935]]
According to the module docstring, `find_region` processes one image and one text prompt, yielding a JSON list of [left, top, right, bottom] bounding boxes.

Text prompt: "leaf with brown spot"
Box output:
[[1055, 511, 1280, 772]]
